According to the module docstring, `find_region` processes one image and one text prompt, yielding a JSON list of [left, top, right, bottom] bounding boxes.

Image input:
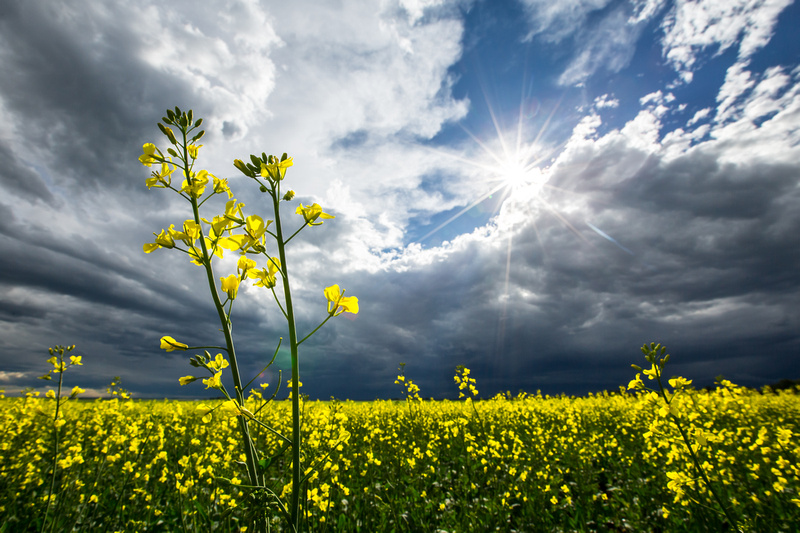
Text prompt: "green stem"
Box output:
[[655, 371, 739, 529], [180, 129, 262, 503], [284, 221, 310, 246], [270, 185, 302, 530], [42, 356, 64, 533], [271, 286, 288, 319], [297, 315, 332, 346], [242, 337, 283, 391]]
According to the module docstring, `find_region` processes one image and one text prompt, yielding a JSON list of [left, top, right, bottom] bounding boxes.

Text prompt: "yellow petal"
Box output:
[[160, 336, 188, 352]]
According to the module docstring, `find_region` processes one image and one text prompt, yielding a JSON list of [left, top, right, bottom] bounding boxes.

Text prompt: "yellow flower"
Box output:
[[46, 390, 56, 399], [202, 372, 222, 390], [694, 428, 707, 446], [187, 144, 202, 159], [237, 256, 257, 275], [213, 176, 233, 198], [139, 143, 158, 167], [69, 355, 83, 366], [70, 386, 85, 398], [658, 403, 679, 418], [627, 373, 643, 390], [219, 399, 255, 419], [244, 214, 268, 242], [160, 336, 188, 352], [642, 363, 658, 380], [222, 198, 245, 223], [143, 227, 177, 254], [220, 274, 240, 300], [177, 220, 202, 245], [249, 258, 281, 289], [196, 404, 213, 424], [296, 203, 334, 226], [668, 376, 692, 390], [146, 161, 174, 189], [46, 356, 66, 373], [181, 169, 211, 198], [207, 353, 230, 372], [324, 285, 359, 316], [219, 215, 271, 253], [260, 157, 293, 181], [179, 376, 197, 386]]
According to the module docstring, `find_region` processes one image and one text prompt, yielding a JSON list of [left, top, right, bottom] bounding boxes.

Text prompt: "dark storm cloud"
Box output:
[[0, 142, 55, 204], [0, 2, 194, 192]]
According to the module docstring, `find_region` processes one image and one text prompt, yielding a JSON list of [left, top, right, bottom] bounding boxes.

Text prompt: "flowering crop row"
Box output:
[[1, 383, 798, 531]]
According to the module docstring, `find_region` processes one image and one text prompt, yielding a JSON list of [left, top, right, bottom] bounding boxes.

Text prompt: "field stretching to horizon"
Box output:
[[1, 383, 799, 532]]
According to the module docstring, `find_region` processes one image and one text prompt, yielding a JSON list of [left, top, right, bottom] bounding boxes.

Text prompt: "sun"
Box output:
[[496, 157, 546, 195]]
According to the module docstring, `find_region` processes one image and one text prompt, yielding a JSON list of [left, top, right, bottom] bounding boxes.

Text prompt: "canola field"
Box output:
[[1, 384, 799, 532]]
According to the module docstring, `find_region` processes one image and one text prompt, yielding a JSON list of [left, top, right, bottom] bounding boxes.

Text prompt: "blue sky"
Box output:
[[0, 0, 798, 400]]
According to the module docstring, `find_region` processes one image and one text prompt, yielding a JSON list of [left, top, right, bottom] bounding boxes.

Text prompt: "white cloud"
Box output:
[[711, 64, 800, 164], [557, 6, 649, 86], [660, 0, 794, 83], [0, 371, 28, 382], [629, 0, 668, 24], [687, 107, 712, 126], [593, 94, 619, 109], [221, 1, 473, 258], [398, 0, 453, 23], [518, 0, 616, 42], [134, 0, 283, 140], [519, 0, 666, 86]]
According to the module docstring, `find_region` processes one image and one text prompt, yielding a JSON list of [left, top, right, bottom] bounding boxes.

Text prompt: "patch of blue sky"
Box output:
[[750, 1, 800, 67], [431, 0, 580, 148], [404, 194, 502, 248]]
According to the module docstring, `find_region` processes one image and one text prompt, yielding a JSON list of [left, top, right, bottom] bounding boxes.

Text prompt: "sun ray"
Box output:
[[416, 179, 509, 243]]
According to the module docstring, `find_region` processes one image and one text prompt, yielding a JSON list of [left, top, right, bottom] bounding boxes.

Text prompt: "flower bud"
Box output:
[[283, 190, 296, 201], [158, 123, 178, 144], [233, 159, 253, 177]]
